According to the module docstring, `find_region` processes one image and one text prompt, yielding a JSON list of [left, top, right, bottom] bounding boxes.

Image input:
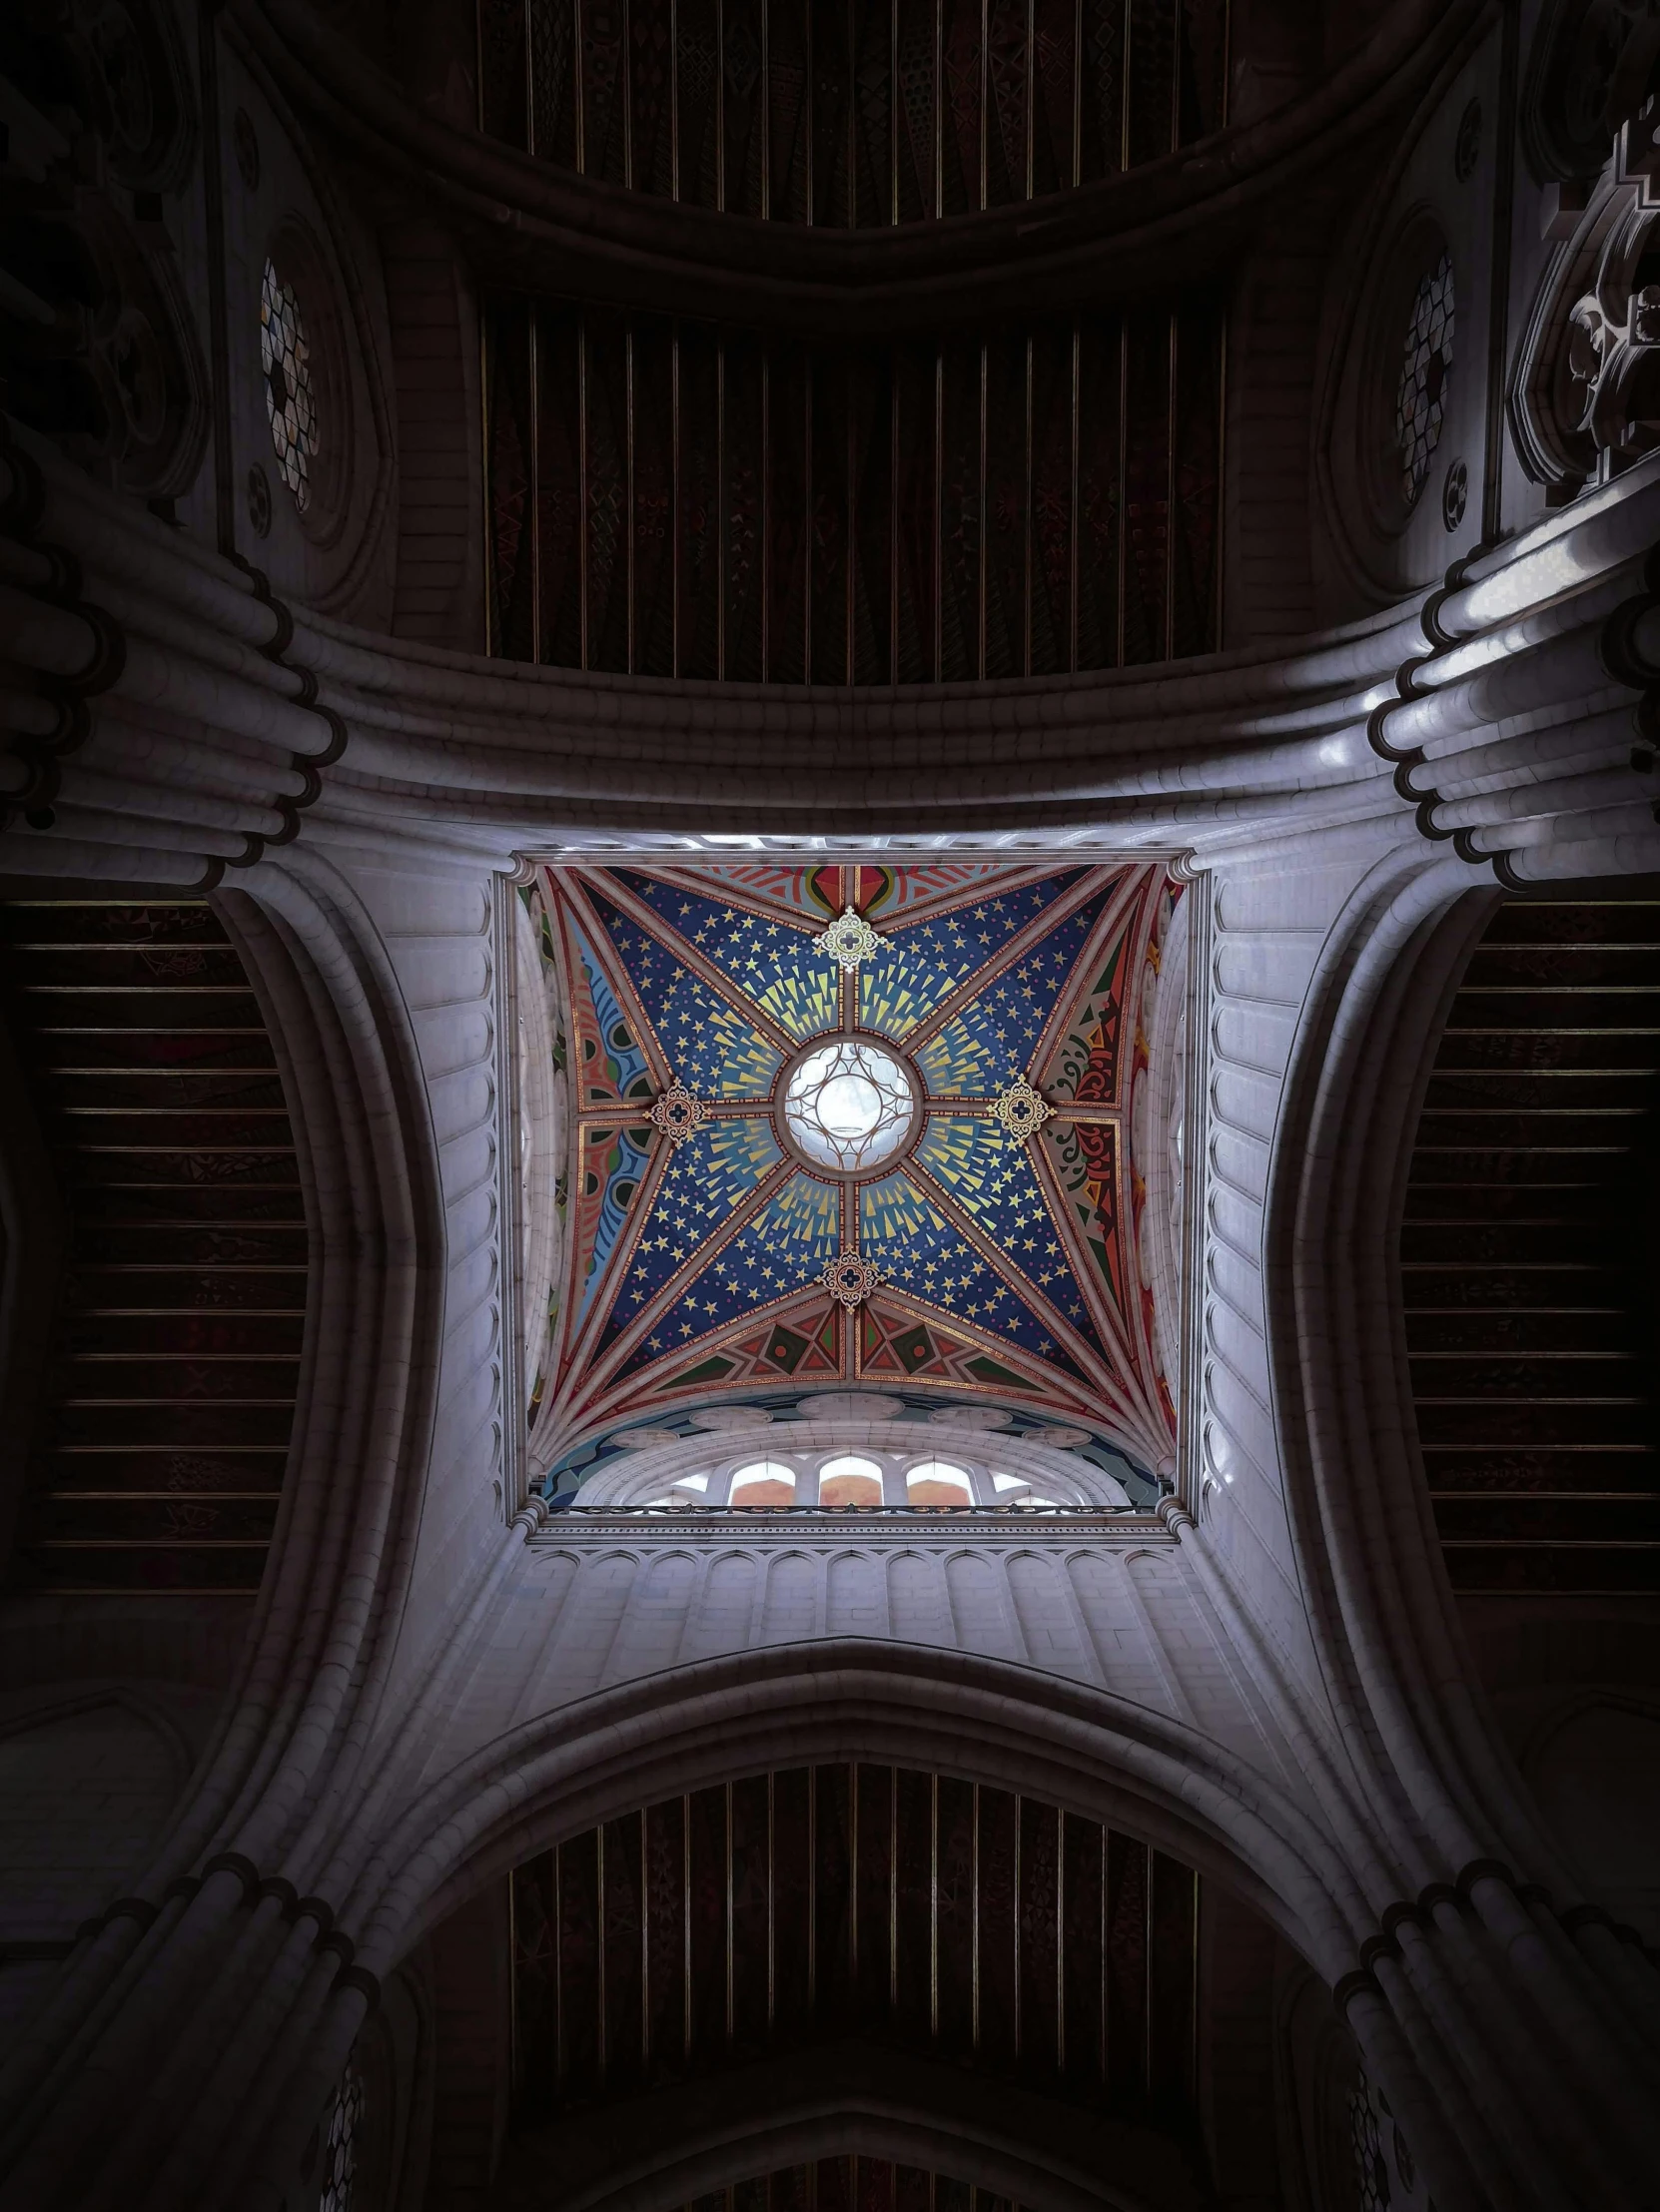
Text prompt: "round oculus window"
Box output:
[[781, 1039, 915, 1174]]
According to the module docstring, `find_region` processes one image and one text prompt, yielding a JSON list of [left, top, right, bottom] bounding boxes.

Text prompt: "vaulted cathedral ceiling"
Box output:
[[535, 862, 1180, 1487]]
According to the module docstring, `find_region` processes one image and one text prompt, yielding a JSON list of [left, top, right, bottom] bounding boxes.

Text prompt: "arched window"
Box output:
[[906, 1460, 972, 1506], [991, 1472, 1033, 1495], [817, 1453, 883, 1507], [729, 1460, 797, 1506]]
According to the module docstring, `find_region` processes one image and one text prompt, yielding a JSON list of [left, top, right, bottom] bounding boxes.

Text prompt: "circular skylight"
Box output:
[[782, 1039, 914, 1173]]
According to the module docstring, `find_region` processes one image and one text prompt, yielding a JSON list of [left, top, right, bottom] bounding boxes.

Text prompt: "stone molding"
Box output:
[[337, 1641, 1365, 1975], [7, 413, 1660, 885], [0, 418, 343, 882], [1366, 484, 1660, 882], [1258, 845, 1660, 2206], [526, 1516, 1167, 1546]]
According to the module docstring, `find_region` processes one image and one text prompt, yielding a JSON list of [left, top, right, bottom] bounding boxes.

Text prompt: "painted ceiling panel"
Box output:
[[1040, 916, 1135, 1106], [595, 1116, 786, 1356], [863, 1166, 1093, 1385], [607, 867, 841, 1041], [683, 860, 1031, 918], [614, 1173, 843, 1380], [541, 862, 1181, 1471], [913, 1015, 1002, 1095], [569, 921, 655, 1107], [857, 869, 1091, 1043], [1044, 1119, 1128, 1323], [583, 882, 791, 1093], [573, 1117, 655, 1324], [858, 1298, 1061, 1398], [911, 1117, 1111, 1363], [641, 1298, 844, 1397]]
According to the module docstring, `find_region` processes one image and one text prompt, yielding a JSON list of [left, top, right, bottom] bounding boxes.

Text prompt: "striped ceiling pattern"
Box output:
[[0, 901, 303, 1597], [1403, 896, 1659, 1598], [476, 0, 1230, 223], [511, 1762, 1201, 2128], [484, 293, 1225, 683]]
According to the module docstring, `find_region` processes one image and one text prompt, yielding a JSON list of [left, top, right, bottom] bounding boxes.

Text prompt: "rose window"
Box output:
[[1394, 251, 1454, 509], [781, 1038, 915, 1173], [260, 257, 317, 512]]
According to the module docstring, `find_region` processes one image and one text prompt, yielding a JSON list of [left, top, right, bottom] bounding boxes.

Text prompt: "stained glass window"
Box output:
[[1349, 2084, 1388, 2212], [318, 2056, 363, 2212], [260, 257, 316, 513], [783, 1040, 914, 1174], [1395, 252, 1454, 509]]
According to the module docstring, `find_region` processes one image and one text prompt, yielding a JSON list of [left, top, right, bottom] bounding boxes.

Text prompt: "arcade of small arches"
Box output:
[[621, 1449, 1131, 1512]]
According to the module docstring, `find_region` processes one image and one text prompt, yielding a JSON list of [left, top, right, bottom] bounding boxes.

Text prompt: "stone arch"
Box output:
[[1256, 847, 1660, 2212], [348, 1640, 1369, 1993], [487, 2045, 1210, 2212]]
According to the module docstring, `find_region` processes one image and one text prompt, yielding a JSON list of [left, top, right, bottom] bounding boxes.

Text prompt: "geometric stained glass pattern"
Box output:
[[260, 258, 317, 513], [1395, 250, 1453, 510], [539, 863, 1183, 1475], [318, 2055, 364, 2212]]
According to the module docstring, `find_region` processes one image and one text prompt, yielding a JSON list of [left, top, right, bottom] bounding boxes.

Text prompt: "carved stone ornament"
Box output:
[[1521, 0, 1660, 186], [821, 1253, 882, 1308], [991, 1076, 1053, 1139], [1511, 107, 1660, 488], [649, 1082, 708, 1147], [814, 904, 882, 972]]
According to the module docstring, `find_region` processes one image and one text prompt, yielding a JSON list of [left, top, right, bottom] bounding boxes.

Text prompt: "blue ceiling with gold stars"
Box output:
[[537, 861, 1181, 1478]]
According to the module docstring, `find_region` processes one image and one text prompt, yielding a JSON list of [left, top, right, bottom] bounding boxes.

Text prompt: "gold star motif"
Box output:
[[992, 1076, 1053, 1140], [815, 904, 883, 972]]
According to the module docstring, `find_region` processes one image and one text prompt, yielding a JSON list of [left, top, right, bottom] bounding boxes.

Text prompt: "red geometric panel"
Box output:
[[641, 1298, 843, 1397], [858, 1296, 1053, 1399], [1042, 1117, 1126, 1322], [1039, 911, 1133, 1106]]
